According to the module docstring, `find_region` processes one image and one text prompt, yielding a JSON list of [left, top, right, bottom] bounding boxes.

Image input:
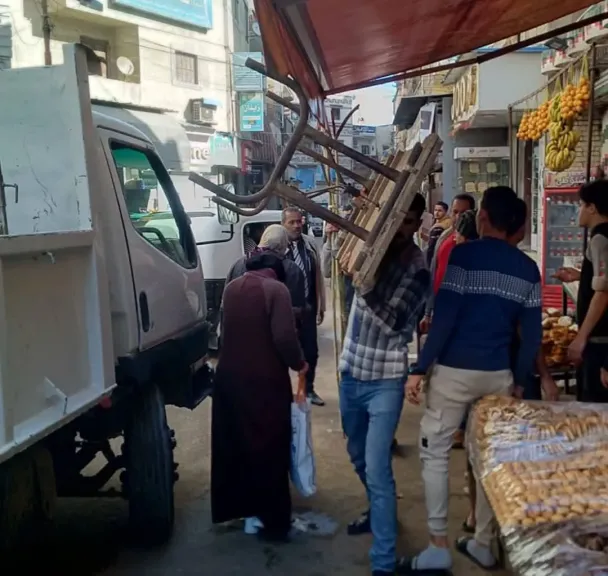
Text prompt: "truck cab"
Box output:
[[0, 44, 211, 550]]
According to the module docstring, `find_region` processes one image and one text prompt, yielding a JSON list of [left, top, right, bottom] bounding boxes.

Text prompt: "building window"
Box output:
[[81, 36, 109, 78], [174, 51, 198, 85], [330, 107, 341, 121], [361, 144, 370, 155]]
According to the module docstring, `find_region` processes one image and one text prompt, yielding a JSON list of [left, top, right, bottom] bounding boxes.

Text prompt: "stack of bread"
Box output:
[[469, 395, 608, 575], [542, 308, 578, 368]]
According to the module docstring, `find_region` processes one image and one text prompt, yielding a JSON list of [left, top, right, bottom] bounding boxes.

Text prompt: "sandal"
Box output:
[[454, 536, 500, 571], [461, 520, 475, 534], [395, 556, 452, 575]]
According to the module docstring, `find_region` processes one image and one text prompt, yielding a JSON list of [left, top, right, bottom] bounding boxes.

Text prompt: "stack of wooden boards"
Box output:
[[336, 134, 442, 293]]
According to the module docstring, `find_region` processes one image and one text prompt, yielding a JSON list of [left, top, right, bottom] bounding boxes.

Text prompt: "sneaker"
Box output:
[[347, 510, 371, 535], [308, 391, 325, 406]]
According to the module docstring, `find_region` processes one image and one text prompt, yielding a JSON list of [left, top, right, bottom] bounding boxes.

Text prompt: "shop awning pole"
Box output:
[[584, 44, 597, 253], [508, 105, 514, 188]]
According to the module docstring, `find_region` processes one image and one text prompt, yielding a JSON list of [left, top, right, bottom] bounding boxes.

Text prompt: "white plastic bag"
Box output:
[[290, 400, 316, 497]]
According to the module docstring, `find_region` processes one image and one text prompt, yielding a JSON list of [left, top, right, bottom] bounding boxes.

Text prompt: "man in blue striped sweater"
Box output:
[[399, 186, 542, 574]]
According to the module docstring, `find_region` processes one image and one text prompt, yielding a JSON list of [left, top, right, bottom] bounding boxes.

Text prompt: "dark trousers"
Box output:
[[579, 342, 608, 403], [299, 310, 319, 394], [344, 275, 355, 314]]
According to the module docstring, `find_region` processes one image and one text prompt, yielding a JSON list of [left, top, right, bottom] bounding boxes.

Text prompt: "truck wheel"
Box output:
[[124, 384, 174, 546]]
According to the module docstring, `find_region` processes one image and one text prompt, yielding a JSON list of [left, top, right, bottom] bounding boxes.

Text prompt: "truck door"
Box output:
[[100, 131, 205, 351]]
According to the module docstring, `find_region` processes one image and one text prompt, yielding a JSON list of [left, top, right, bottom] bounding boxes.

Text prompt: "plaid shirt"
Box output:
[[339, 243, 430, 381]]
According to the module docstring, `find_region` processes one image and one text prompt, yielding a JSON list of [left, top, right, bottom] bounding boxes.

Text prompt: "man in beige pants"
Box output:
[[397, 187, 543, 574]]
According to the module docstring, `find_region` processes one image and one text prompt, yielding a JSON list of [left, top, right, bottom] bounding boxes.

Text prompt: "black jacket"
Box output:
[[226, 251, 306, 311]]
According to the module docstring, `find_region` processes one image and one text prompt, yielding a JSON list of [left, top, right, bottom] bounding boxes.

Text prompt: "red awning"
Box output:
[[255, 0, 599, 97]]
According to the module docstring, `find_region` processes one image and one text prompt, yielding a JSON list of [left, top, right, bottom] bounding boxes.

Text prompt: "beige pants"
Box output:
[[419, 364, 513, 546]]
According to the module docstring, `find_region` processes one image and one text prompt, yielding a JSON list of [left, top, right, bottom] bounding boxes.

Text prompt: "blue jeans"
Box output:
[[339, 371, 405, 572]]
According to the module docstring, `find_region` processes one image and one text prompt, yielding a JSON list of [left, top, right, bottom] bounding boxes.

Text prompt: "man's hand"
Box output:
[[541, 375, 560, 401], [317, 309, 325, 325], [513, 386, 524, 399], [419, 316, 431, 334], [295, 362, 309, 404], [405, 375, 424, 405], [553, 267, 581, 283], [601, 367, 608, 388], [325, 223, 339, 235], [568, 334, 587, 366]]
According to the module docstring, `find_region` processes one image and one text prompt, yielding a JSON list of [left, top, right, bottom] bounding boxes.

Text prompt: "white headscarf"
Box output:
[[258, 224, 289, 255]]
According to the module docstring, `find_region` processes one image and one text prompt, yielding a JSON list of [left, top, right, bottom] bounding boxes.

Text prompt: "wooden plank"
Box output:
[[344, 150, 413, 275], [337, 153, 401, 269], [355, 134, 443, 293]]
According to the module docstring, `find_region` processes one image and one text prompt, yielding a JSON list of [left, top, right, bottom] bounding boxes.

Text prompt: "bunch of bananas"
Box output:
[[546, 123, 580, 172]]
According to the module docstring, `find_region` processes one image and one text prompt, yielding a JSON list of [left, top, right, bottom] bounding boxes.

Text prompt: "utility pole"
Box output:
[[41, 0, 52, 65]]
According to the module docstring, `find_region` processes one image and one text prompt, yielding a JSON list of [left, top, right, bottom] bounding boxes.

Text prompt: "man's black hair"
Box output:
[[408, 193, 427, 219], [507, 198, 527, 237], [579, 180, 608, 217], [455, 210, 479, 241], [435, 201, 449, 211], [453, 193, 476, 211], [480, 186, 519, 233]]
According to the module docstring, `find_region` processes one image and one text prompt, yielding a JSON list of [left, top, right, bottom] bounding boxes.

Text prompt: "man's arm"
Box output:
[[415, 248, 466, 373], [515, 273, 543, 386], [578, 234, 608, 341]]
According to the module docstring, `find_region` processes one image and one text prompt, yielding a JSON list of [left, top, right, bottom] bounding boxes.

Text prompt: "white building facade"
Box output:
[[9, 0, 248, 177]]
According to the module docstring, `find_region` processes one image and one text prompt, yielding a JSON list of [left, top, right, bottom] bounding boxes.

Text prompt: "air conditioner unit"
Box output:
[[189, 99, 216, 124]]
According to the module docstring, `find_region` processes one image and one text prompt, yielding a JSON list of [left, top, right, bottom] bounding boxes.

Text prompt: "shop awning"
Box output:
[[255, 0, 600, 97]]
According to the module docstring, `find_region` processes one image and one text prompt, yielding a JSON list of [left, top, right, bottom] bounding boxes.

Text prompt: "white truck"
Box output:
[[0, 44, 212, 548]]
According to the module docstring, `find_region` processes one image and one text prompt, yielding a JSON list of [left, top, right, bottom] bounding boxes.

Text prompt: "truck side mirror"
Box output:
[[217, 205, 239, 226]]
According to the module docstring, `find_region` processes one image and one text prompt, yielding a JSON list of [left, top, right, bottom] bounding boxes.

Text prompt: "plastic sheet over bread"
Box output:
[[468, 396, 608, 575]]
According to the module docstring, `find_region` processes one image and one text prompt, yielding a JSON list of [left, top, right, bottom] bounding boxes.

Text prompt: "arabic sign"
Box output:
[[233, 52, 265, 92], [544, 170, 587, 189], [239, 92, 264, 132], [353, 125, 376, 135], [112, 0, 213, 28]]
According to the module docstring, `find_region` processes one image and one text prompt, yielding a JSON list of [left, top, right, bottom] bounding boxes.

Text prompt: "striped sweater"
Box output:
[[416, 237, 542, 385]]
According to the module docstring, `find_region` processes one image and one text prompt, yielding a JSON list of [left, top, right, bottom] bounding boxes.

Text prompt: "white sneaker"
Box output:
[[244, 517, 264, 534]]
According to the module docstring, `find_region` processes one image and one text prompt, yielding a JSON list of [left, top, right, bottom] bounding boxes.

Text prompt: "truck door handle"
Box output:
[[139, 291, 150, 332]]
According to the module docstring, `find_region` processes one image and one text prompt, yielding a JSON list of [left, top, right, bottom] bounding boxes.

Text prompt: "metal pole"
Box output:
[[41, 0, 52, 66], [508, 106, 514, 188], [584, 44, 597, 253]]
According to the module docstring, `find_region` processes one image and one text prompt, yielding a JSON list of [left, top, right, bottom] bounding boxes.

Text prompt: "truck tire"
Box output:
[[124, 384, 174, 546]]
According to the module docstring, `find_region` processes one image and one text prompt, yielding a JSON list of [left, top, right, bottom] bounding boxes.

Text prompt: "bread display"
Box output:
[[541, 310, 578, 368], [469, 396, 608, 575]]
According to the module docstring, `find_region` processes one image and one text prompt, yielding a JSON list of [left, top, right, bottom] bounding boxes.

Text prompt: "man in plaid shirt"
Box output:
[[339, 193, 430, 576]]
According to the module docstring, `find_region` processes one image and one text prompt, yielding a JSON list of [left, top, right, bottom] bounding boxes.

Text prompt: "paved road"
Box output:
[[16, 289, 509, 576]]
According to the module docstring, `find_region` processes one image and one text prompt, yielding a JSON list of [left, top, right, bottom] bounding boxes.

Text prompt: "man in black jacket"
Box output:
[[554, 180, 608, 402]]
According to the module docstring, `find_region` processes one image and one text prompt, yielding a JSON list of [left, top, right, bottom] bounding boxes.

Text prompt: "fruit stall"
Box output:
[[510, 46, 598, 310]]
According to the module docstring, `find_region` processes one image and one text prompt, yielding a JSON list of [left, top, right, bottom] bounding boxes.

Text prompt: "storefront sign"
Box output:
[[544, 170, 587, 189], [326, 95, 354, 107], [451, 64, 478, 123], [189, 139, 210, 168], [454, 147, 509, 160], [210, 133, 237, 167], [233, 52, 265, 92], [239, 92, 264, 132], [112, 0, 213, 28], [353, 125, 376, 135], [249, 162, 265, 187]]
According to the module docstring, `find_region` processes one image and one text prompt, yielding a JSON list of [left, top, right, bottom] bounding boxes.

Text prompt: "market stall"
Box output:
[[468, 394, 608, 574], [509, 48, 596, 310]]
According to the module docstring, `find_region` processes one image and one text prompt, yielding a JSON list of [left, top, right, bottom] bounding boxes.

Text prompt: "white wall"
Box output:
[[12, 0, 235, 131], [478, 52, 544, 113]]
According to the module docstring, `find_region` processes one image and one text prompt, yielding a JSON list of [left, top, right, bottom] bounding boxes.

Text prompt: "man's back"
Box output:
[[418, 237, 542, 382]]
